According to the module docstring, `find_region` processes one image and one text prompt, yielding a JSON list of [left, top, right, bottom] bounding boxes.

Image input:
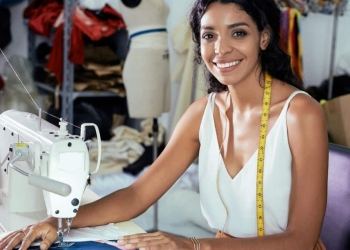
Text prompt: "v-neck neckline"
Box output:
[[209, 93, 286, 181]]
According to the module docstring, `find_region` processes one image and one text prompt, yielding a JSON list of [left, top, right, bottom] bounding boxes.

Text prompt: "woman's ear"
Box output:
[[260, 26, 271, 50]]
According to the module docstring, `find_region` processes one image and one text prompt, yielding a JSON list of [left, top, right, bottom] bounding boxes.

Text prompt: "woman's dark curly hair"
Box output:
[[189, 0, 303, 93]]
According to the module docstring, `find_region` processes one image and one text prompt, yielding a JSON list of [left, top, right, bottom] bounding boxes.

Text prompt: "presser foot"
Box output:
[[57, 242, 74, 248], [56, 231, 74, 248]]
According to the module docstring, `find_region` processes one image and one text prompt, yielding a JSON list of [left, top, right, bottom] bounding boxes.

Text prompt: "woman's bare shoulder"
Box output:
[[287, 92, 325, 123]]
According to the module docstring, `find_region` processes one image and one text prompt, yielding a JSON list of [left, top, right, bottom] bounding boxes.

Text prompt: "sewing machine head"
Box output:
[[0, 110, 101, 241]]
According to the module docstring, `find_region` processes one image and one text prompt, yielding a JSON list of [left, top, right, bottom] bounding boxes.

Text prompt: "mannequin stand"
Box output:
[[152, 118, 159, 231]]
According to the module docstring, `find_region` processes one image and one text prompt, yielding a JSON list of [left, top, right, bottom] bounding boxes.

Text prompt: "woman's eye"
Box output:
[[202, 33, 214, 39], [233, 31, 247, 37]]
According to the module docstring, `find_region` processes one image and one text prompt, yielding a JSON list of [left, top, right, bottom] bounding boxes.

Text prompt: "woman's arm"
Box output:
[[0, 96, 209, 250], [198, 94, 329, 250], [72, 96, 208, 228]]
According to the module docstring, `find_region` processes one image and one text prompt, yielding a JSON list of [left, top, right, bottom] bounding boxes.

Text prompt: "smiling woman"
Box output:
[[0, 1, 329, 250], [190, 0, 302, 93]]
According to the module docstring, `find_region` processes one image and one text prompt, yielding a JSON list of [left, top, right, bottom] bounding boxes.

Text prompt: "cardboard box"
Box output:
[[322, 93, 350, 148]]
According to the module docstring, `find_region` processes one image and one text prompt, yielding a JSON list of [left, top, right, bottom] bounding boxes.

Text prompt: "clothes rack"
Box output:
[[27, 0, 122, 133]]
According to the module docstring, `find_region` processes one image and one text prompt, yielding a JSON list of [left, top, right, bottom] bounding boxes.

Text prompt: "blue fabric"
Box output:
[[27, 241, 123, 250]]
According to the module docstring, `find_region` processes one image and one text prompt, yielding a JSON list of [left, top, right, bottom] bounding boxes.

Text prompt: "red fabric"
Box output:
[[25, 2, 126, 84], [69, 24, 84, 64], [73, 7, 125, 42], [46, 24, 64, 84], [24, 0, 63, 37], [101, 4, 126, 30], [0, 75, 5, 91]]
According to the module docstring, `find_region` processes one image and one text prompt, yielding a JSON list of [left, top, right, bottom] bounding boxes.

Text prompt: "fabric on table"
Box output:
[[27, 240, 122, 250]]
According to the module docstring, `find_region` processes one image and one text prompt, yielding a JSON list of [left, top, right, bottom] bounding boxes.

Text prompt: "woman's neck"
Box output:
[[227, 70, 266, 113]]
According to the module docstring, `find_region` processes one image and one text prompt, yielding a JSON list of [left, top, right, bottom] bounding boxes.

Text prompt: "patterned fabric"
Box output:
[[279, 8, 304, 85], [275, 0, 349, 15]]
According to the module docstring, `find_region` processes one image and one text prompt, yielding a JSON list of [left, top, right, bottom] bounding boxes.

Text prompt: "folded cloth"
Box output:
[[90, 120, 165, 176]]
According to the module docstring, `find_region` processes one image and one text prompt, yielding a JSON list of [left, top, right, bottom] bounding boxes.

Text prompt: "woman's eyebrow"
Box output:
[[201, 22, 250, 30]]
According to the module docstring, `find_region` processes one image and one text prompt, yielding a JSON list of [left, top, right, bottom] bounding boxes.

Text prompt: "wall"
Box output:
[[300, 11, 350, 88]]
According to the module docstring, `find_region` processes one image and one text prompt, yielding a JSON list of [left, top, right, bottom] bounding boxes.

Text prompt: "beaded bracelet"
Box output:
[[190, 237, 200, 250]]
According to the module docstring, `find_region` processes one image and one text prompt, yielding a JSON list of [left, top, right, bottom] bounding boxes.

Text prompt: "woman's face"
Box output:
[[200, 2, 269, 86]]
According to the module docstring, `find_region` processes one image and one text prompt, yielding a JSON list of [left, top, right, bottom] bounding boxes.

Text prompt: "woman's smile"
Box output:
[[213, 59, 243, 72]]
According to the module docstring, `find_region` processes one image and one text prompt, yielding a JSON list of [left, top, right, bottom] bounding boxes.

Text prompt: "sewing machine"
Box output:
[[0, 109, 101, 245]]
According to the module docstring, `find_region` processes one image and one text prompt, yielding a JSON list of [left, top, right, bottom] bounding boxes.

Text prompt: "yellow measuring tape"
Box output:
[[256, 71, 272, 236]]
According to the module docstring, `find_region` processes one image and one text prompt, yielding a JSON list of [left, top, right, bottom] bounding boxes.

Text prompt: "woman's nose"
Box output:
[[214, 38, 233, 55]]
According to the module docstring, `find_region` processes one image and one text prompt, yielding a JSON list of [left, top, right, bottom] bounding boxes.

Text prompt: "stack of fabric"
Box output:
[[89, 118, 166, 176], [24, 0, 127, 96]]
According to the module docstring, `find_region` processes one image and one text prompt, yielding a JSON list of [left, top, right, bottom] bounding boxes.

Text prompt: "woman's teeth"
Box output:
[[216, 60, 241, 68]]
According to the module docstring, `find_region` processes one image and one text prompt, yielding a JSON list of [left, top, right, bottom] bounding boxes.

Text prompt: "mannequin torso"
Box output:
[[118, 0, 171, 118]]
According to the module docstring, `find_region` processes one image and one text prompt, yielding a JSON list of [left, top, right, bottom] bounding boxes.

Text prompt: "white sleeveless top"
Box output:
[[198, 90, 307, 237]]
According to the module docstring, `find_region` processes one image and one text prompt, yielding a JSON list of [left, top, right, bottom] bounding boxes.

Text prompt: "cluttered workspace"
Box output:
[[0, 0, 350, 250]]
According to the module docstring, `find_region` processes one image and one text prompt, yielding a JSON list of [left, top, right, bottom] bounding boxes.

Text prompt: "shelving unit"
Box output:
[[27, 0, 122, 133]]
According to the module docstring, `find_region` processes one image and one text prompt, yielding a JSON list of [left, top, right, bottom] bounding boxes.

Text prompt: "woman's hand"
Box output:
[[117, 231, 194, 250], [0, 217, 58, 250]]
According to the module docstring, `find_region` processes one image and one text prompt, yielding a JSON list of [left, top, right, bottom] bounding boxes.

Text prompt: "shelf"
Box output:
[[36, 82, 121, 100]]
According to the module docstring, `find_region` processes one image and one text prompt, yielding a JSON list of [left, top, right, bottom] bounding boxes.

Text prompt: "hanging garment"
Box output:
[[42, 4, 126, 84], [279, 8, 304, 85], [307, 0, 348, 14], [288, 8, 303, 84], [169, 19, 207, 134], [46, 24, 64, 83], [275, 0, 309, 15]]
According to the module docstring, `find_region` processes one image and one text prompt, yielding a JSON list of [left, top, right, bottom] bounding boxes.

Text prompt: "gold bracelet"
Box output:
[[190, 237, 200, 250]]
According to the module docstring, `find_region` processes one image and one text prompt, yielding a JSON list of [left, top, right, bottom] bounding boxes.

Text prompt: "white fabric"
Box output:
[[198, 90, 308, 237], [169, 19, 206, 134], [89, 119, 165, 176]]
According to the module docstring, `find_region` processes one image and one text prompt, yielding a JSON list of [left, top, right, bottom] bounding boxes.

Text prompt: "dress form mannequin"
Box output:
[[117, 0, 170, 119]]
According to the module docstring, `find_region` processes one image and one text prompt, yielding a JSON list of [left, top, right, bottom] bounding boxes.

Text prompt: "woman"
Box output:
[[0, 0, 328, 249]]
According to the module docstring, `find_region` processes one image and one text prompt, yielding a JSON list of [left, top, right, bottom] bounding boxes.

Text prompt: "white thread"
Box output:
[[0, 48, 81, 130], [0, 48, 39, 110]]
